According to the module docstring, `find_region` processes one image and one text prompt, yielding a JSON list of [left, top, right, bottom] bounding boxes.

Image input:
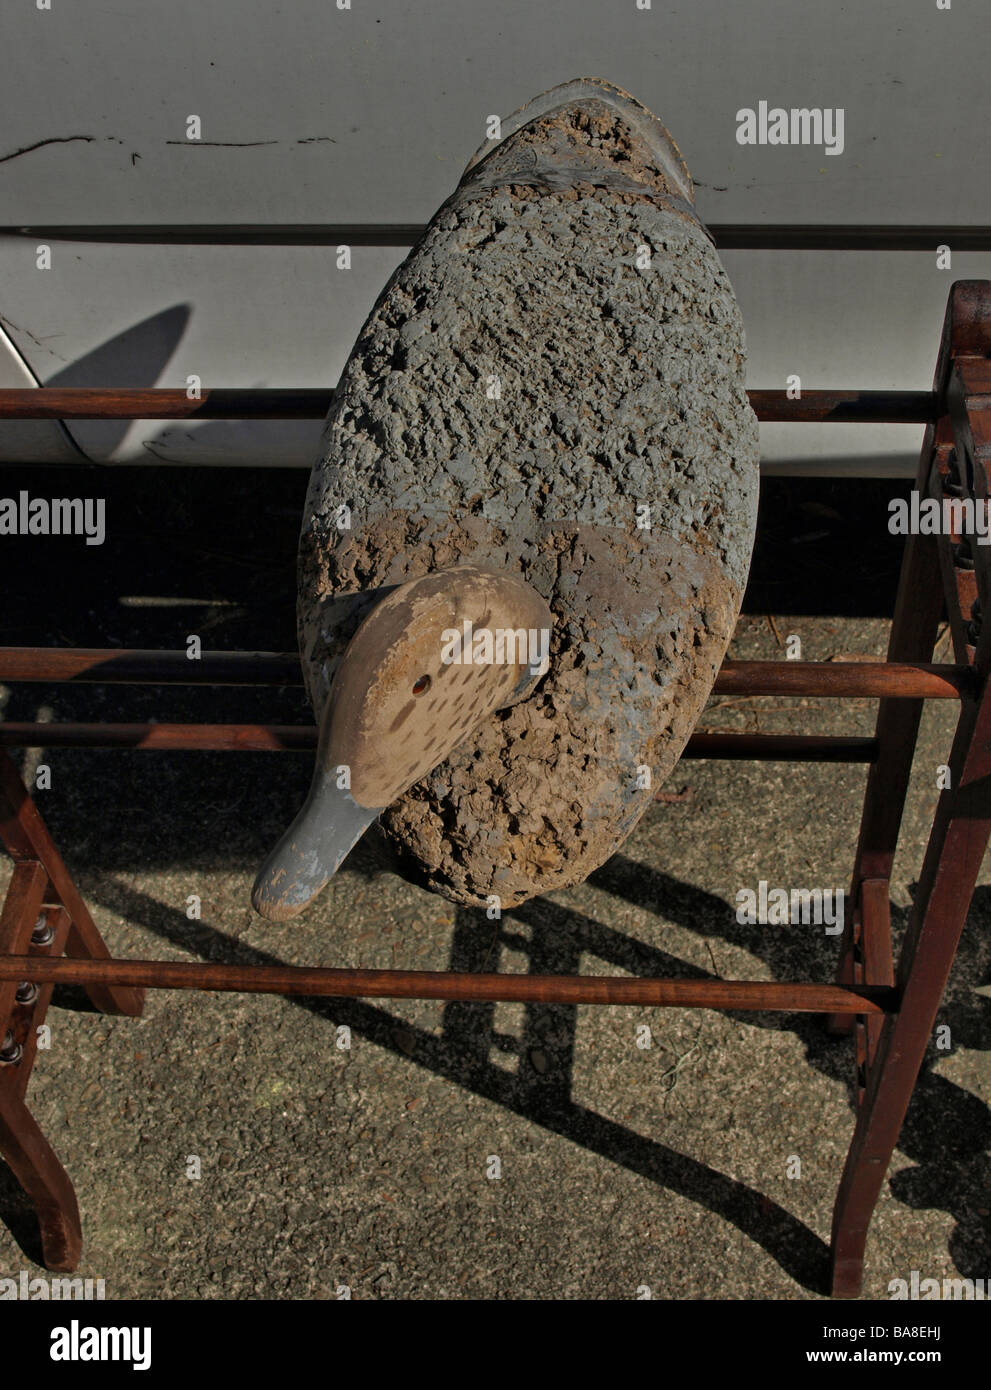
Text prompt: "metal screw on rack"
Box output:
[[953, 537, 975, 571], [31, 914, 55, 947], [15, 980, 40, 1006], [968, 598, 983, 647], [0, 1031, 23, 1066]]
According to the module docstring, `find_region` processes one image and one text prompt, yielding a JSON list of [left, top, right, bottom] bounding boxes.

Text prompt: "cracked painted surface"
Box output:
[[297, 78, 760, 908], [0, 135, 102, 165]]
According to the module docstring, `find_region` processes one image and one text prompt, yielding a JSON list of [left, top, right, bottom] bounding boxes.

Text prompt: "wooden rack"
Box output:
[[1, 279, 989, 1298]]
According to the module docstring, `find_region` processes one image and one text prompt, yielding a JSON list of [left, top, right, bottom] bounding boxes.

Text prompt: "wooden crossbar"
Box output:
[[0, 386, 940, 422]]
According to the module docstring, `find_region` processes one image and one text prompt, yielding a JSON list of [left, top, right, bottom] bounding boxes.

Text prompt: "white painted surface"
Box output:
[[0, 1, 988, 469], [2, 236, 985, 472], [2, 0, 988, 224]]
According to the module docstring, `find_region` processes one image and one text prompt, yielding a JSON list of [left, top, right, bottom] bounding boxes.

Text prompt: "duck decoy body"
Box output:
[[253, 77, 760, 919]]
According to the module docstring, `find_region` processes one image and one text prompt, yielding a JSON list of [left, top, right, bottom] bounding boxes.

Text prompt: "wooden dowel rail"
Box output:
[[0, 955, 899, 1014], [0, 723, 315, 752], [714, 660, 969, 700], [5, 222, 991, 252], [0, 652, 966, 758], [0, 647, 304, 686], [0, 650, 972, 699], [0, 724, 879, 760], [0, 387, 939, 423]]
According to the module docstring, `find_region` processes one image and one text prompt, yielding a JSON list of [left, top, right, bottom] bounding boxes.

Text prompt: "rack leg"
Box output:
[[830, 653, 991, 1297], [829, 282, 991, 1036], [827, 432, 947, 1038], [829, 281, 991, 1294], [0, 858, 83, 1269], [0, 1088, 82, 1272], [0, 751, 144, 1017], [0, 750, 143, 1271]]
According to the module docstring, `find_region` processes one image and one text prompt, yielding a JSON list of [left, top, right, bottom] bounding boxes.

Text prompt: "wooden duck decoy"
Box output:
[[253, 77, 760, 920]]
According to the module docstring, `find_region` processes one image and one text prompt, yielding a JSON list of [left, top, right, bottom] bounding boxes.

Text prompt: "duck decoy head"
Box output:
[[252, 565, 553, 919]]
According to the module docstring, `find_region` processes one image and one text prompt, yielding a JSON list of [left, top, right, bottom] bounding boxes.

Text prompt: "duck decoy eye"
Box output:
[[251, 565, 552, 920]]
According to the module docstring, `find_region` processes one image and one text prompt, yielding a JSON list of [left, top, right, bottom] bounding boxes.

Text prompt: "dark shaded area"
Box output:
[[1, 462, 305, 649], [744, 476, 912, 617], [0, 461, 311, 730], [0, 463, 909, 702]]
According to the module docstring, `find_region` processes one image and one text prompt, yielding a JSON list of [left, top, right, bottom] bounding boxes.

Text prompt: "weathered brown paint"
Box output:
[[0, 648, 968, 698], [0, 955, 897, 1015]]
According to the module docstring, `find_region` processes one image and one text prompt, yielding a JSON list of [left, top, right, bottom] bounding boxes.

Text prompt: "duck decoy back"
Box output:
[[254, 77, 761, 917]]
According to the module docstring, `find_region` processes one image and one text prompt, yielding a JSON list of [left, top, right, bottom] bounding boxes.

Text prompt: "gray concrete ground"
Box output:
[[1, 611, 988, 1301], [0, 470, 988, 1299]]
